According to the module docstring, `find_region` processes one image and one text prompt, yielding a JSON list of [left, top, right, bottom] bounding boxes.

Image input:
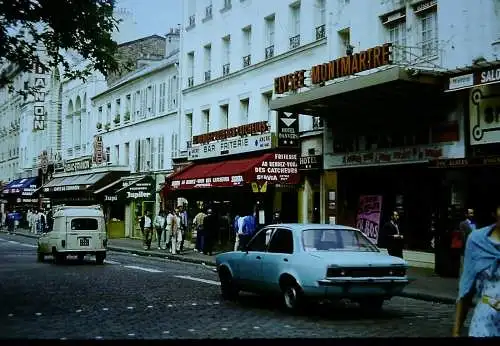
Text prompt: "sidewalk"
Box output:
[[2, 228, 458, 305]]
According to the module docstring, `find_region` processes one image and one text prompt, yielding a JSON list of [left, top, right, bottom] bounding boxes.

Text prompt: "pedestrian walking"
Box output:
[[46, 208, 54, 232], [6, 210, 15, 235], [193, 209, 207, 253], [202, 209, 217, 256], [178, 205, 188, 252], [381, 210, 404, 258], [164, 208, 175, 250], [31, 209, 39, 234], [272, 210, 282, 224], [27, 209, 33, 230], [239, 211, 257, 250], [453, 204, 500, 337], [458, 208, 476, 275], [233, 213, 243, 251], [36, 209, 46, 234], [140, 211, 153, 250], [172, 208, 183, 254], [154, 211, 166, 250]]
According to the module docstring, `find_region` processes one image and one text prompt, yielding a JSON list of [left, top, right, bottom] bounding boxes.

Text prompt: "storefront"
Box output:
[[94, 174, 155, 239], [1, 177, 40, 224], [270, 43, 467, 269], [298, 134, 323, 223], [162, 120, 300, 247], [39, 157, 129, 207]]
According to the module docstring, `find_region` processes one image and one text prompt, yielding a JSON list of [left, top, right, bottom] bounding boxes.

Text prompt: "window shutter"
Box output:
[[134, 139, 140, 172]]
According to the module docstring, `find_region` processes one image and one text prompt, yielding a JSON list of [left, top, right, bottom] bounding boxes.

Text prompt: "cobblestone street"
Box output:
[[0, 234, 467, 339]]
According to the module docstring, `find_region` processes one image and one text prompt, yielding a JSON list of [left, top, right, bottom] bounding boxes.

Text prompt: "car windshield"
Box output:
[[302, 228, 379, 252]]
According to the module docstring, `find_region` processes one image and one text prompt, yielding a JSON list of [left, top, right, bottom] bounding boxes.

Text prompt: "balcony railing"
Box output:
[[316, 24, 326, 40], [265, 45, 274, 59], [289, 35, 300, 49], [242, 54, 251, 67], [187, 76, 194, 87], [222, 63, 230, 76], [390, 41, 441, 65], [187, 15, 195, 29], [203, 5, 213, 21], [204, 70, 211, 82]]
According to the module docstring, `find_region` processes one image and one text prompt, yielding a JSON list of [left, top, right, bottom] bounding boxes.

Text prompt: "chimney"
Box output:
[[165, 27, 180, 57]]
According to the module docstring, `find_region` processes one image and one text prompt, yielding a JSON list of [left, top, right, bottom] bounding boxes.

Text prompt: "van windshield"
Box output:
[[71, 218, 98, 231]]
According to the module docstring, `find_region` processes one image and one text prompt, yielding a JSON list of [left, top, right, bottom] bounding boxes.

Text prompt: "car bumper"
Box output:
[[304, 277, 409, 298]]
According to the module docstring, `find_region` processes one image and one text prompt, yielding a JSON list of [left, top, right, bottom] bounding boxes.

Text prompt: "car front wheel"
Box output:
[[282, 281, 305, 312]]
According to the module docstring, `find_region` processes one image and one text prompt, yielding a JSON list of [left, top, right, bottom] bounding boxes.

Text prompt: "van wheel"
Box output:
[[77, 254, 85, 262], [37, 252, 44, 262], [95, 252, 106, 265], [52, 249, 65, 264]]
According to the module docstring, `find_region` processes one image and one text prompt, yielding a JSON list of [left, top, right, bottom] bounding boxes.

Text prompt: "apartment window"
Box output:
[[203, 0, 213, 22], [204, 44, 212, 81], [220, 105, 229, 129], [134, 139, 141, 172], [242, 26, 252, 67], [159, 82, 166, 113], [187, 52, 194, 87], [222, 0, 232, 11], [125, 95, 131, 121], [388, 20, 407, 62], [124, 142, 130, 166], [222, 36, 230, 75], [240, 99, 249, 123], [185, 113, 193, 143], [146, 85, 153, 115], [265, 15, 275, 59], [106, 103, 111, 125], [262, 93, 272, 124], [338, 28, 351, 55], [419, 10, 438, 58], [202, 109, 210, 133], [114, 145, 120, 165], [157, 136, 165, 170], [105, 147, 110, 163], [315, 0, 326, 40], [167, 76, 178, 109], [134, 90, 141, 118], [289, 3, 301, 49], [187, 0, 196, 28]]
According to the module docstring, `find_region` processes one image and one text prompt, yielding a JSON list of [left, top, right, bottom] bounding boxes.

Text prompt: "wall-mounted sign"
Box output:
[[192, 121, 269, 145], [429, 156, 500, 168], [93, 135, 104, 164], [32, 62, 48, 131], [356, 195, 383, 244], [21, 185, 38, 196], [469, 86, 500, 145], [447, 66, 500, 91], [188, 133, 273, 160], [298, 155, 323, 170], [123, 176, 155, 200], [250, 153, 300, 184], [325, 145, 449, 169], [104, 195, 118, 202], [171, 175, 244, 190], [43, 185, 88, 193], [277, 111, 299, 148], [40, 150, 49, 174], [274, 43, 393, 94], [64, 158, 92, 173]]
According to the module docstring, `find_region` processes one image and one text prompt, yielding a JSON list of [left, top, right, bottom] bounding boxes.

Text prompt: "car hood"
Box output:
[[308, 251, 407, 267]]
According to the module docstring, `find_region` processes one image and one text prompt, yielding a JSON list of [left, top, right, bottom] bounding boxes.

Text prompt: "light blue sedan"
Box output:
[[216, 224, 410, 312]]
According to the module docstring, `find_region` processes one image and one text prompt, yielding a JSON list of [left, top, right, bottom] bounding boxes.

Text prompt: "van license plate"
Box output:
[[79, 238, 90, 246]]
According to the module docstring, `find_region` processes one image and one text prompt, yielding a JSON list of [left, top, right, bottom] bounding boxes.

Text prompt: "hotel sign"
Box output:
[[188, 133, 273, 160], [192, 121, 269, 145], [274, 43, 393, 94]]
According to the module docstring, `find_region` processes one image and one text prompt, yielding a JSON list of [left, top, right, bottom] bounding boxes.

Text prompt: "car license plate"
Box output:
[[79, 238, 90, 246]]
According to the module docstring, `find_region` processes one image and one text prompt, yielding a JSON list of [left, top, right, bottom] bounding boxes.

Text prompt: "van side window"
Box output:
[[71, 218, 98, 231]]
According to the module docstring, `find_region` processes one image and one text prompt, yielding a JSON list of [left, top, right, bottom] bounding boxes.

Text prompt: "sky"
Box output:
[[116, 0, 182, 42]]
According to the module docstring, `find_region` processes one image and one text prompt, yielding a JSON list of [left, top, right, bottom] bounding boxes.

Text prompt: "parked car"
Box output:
[[37, 205, 108, 264], [215, 224, 409, 312]]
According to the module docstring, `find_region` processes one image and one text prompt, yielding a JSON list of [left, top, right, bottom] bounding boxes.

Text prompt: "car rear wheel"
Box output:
[[281, 280, 305, 312], [52, 249, 65, 264], [77, 254, 85, 262], [37, 252, 44, 262], [358, 298, 384, 312], [95, 252, 106, 265], [218, 267, 239, 300]]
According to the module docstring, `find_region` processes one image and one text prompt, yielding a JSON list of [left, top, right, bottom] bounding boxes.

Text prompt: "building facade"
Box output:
[[163, 0, 330, 241], [270, 0, 500, 273]]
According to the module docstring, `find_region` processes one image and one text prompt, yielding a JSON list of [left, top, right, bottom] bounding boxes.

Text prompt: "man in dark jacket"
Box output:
[[381, 210, 404, 258], [6, 210, 15, 234], [202, 209, 217, 256]]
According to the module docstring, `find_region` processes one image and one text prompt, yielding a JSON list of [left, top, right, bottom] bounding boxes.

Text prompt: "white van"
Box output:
[[37, 205, 108, 264]]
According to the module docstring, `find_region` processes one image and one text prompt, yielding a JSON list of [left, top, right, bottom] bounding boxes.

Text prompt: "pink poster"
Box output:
[[356, 195, 383, 244]]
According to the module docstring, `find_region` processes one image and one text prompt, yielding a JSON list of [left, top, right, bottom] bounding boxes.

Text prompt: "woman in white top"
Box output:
[[154, 211, 166, 250], [172, 208, 183, 254]]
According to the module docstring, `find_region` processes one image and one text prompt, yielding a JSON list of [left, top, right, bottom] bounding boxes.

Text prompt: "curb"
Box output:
[[4, 230, 456, 305]]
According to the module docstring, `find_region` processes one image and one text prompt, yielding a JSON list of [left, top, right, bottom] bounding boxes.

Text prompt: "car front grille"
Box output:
[[326, 267, 406, 278]]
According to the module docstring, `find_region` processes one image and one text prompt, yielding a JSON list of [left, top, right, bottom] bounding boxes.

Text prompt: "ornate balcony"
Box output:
[[187, 76, 194, 87], [203, 5, 213, 22], [204, 70, 211, 82], [316, 24, 326, 40], [222, 63, 230, 76], [289, 35, 300, 49], [242, 54, 251, 67]]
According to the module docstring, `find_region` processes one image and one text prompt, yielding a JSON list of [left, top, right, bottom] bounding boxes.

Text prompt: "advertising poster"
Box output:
[[356, 195, 383, 244]]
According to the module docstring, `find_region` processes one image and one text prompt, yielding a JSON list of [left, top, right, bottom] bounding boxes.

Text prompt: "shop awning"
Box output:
[[94, 175, 156, 201], [1, 177, 38, 195], [269, 66, 443, 116], [41, 172, 109, 193], [166, 152, 300, 191]]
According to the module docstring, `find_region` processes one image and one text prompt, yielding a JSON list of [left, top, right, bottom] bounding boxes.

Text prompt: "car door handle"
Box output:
[[256, 256, 261, 260], [283, 258, 288, 262]]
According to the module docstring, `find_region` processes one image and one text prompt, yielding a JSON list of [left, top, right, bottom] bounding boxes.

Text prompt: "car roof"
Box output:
[[53, 209, 104, 218], [264, 223, 359, 232]]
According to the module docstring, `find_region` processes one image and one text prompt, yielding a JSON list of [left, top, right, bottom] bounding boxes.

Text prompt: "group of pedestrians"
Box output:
[[139, 206, 188, 254], [27, 208, 52, 234], [192, 208, 217, 256]]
